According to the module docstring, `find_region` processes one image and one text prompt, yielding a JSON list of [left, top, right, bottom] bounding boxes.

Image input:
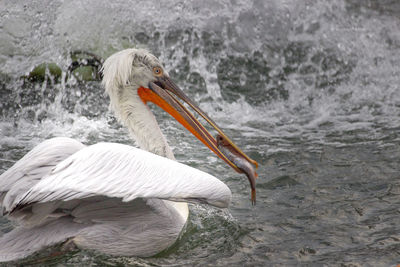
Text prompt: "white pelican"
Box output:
[[0, 49, 258, 262]]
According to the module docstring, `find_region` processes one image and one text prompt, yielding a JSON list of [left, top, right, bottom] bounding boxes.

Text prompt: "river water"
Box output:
[[0, 0, 399, 266]]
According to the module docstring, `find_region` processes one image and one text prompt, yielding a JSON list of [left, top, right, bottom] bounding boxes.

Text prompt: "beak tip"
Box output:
[[254, 161, 259, 169]]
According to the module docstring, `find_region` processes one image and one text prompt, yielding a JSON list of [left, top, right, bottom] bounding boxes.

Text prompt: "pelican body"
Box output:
[[0, 49, 258, 262]]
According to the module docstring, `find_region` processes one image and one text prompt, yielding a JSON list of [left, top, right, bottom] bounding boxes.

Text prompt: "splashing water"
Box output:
[[1, 0, 400, 265]]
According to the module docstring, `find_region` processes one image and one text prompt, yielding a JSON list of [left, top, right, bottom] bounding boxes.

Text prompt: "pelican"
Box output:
[[0, 49, 258, 262]]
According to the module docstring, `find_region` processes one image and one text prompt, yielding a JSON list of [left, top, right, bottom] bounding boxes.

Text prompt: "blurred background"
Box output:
[[0, 0, 399, 265]]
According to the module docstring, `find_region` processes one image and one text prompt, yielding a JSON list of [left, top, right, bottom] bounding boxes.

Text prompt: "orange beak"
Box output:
[[138, 76, 259, 204]]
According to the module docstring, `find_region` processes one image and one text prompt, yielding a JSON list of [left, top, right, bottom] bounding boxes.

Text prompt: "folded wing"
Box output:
[[0, 137, 85, 214], [8, 142, 231, 214]]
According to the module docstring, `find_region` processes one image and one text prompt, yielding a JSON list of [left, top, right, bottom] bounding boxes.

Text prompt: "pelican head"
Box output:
[[102, 49, 258, 203]]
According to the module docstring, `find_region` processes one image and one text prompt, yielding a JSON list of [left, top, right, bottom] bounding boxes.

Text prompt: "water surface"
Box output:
[[0, 0, 399, 266]]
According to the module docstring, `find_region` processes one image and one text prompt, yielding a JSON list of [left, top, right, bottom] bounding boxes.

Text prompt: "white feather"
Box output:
[[13, 142, 231, 211], [102, 48, 174, 158], [0, 137, 85, 212]]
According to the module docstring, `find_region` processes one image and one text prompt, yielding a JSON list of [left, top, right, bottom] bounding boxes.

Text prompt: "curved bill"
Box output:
[[137, 75, 259, 205]]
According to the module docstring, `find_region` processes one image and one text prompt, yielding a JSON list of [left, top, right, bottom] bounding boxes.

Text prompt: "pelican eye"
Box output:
[[153, 66, 163, 76]]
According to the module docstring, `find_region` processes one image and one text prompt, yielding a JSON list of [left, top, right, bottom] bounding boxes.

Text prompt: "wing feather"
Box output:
[[0, 137, 85, 213], [11, 143, 231, 212]]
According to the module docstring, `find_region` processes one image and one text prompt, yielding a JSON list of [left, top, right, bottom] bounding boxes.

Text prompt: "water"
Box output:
[[1, 0, 400, 265]]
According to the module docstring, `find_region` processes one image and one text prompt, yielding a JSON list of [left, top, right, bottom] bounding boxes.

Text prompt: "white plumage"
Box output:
[[102, 49, 175, 158], [14, 142, 230, 210], [0, 49, 234, 261]]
